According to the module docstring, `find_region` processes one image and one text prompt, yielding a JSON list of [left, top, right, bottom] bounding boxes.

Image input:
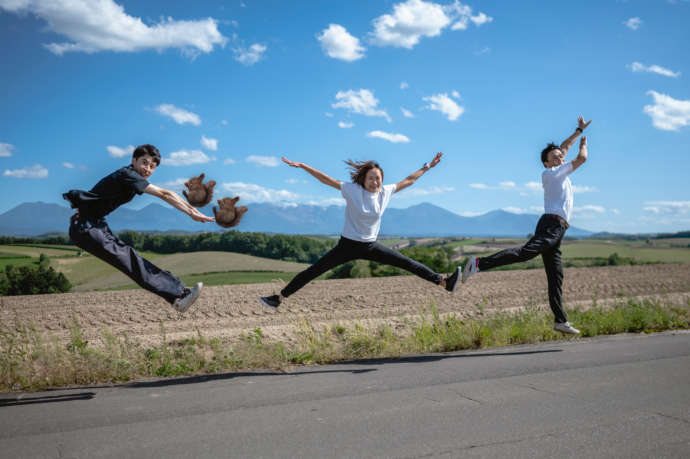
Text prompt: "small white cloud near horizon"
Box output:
[[624, 17, 642, 30], [224, 158, 236, 165], [0, 142, 15, 157], [233, 43, 267, 65], [643, 201, 690, 215], [222, 182, 299, 204], [162, 150, 214, 166], [470, 12, 493, 26], [395, 185, 454, 198], [458, 210, 485, 217], [338, 121, 354, 128], [107, 144, 135, 158], [423, 93, 464, 121], [317, 24, 365, 61], [401, 107, 415, 118], [630, 62, 680, 78], [0, 0, 227, 56], [367, 131, 410, 143], [644, 91, 690, 131], [573, 205, 606, 215], [332, 89, 391, 122], [201, 135, 218, 151], [62, 162, 75, 169], [246, 155, 280, 167], [572, 185, 599, 193], [3, 164, 48, 179], [155, 104, 201, 126]]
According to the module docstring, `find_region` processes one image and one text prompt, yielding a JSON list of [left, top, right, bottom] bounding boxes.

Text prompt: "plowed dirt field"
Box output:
[[2, 264, 689, 347]]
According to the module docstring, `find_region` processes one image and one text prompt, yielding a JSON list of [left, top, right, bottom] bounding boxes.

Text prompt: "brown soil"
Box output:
[[2, 264, 689, 347]]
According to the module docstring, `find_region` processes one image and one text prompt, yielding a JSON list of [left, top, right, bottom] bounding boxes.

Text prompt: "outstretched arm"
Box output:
[[282, 157, 341, 190], [571, 135, 588, 171], [560, 116, 591, 155], [143, 184, 215, 222], [395, 152, 442, 193]]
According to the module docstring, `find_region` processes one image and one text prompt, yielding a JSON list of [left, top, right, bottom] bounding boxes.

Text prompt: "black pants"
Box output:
[[477, 214, 568, 323], [281, 236, 444, 298], [69, 216, 185, 303]]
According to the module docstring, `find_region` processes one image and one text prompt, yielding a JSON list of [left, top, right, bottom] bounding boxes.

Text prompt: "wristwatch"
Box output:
[[422, 162, 430, 171]]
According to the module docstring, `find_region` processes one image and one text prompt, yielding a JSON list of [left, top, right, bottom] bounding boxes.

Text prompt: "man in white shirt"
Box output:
[[462, 117, 591, 335]]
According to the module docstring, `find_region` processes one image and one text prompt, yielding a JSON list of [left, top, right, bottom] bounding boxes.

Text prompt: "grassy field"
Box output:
[[561, 241, 690, 263], [0, 244, 80, 258]]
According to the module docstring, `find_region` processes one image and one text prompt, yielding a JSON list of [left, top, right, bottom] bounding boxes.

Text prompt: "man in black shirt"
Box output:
[[63, 144, 214, 312]]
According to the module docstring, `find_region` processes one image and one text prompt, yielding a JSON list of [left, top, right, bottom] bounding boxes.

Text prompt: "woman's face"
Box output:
[[363, 167, 383, 193]]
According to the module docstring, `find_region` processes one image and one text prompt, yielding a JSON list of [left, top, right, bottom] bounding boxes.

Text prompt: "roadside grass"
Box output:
[[2, 297, 688, 392]]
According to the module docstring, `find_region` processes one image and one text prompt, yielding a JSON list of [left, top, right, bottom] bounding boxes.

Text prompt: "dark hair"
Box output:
[[540, 142, 560, 164], [344, 160, 383, 187], [133, 144, 161, 166]]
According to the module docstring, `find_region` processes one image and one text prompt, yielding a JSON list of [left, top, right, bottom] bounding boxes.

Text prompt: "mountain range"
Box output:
[[0, 201, 594, 238]]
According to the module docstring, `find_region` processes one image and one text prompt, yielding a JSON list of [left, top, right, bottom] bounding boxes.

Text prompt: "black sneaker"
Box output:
[[445, 266, 461, 293], [259, 294, 281, 310]]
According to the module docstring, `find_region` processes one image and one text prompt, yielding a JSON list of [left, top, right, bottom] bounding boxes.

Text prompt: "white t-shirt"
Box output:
[[340, 182, 397, 242], [542, 162, 574, 222]]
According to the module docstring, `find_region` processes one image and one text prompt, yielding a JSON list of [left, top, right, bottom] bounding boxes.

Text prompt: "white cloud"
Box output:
[[0, 0, 227, 56], [222, 182, 299, 204], [317, 24, 365, 61], [451, 90, 460, 99], [525, 181, 542, 192], [201, 135, 218, 151], [624, 17, 642, 30], [469, 183, 489, 190], [611, 209, 621, 215], [643, 91, 690, 131], [572, 185, 598, 193], [458, 210, 485, 217], [155, 104, 201, 126], [366, 130, 410, 143], [401, 107, 415, 118], [499, 181, 516, 189], [324, 112, 334, 118], [502, 206, 528, 214], [246, 155, 280, 167], [159, 178, 187, 192], [423, 93, 464, 121], [474, 46, 490, 55], [643, 201, 690, 215], [62, 162, 75, 169], [573, 205, 606, 214], [400, 81, 409, 89], [630, 62, 680, 78], [3, 164, 48, 179], [224, 158, 236, 165], [221, 120, 228, 126], [162, 149, 214, 166], [306, 197, 346, 207], [106, 144, 135, 158], [369, 0, 491, 49], [285, 178, 300, 184], [332, 89, 391, 122], [338, 121, 354, 128], [395, 185, 454, 197], [233, 43, 266, 65], [0, 142, 15, 157]]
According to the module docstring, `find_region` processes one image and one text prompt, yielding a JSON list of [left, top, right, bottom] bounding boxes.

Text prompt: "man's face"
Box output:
[[364, 168, 382, 193], [544, 148, 565, 168], [132, 154, 158, 179]]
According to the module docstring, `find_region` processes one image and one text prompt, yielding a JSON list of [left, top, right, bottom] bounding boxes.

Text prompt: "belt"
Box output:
[[546, 214, 569, 229]]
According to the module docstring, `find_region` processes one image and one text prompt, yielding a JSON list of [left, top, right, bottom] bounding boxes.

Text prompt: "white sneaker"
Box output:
[[172, 282, 203, 313], [462, 256, 479, 283], [554, 321, 580, 335]]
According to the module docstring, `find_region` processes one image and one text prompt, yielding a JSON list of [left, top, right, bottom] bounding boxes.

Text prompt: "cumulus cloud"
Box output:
[[630, 62, 680, 78], [369, 0, 492, 48], [246, 155, 280, 167], [0, 142, 15, 157], [643, 91, 690, 131], [222, 182, 299, 204], [62, 162, 75, 168], [525, 181, 542, 192], [400, 81, 409, 89], [317, 24, 365, 61], [624, 17, 642, 30], [395, 185, 454, 197], [423, 93, 464, 121], [366, 131, 410, 143], [401, 107, 415, 118], [200, 135, 218, 151], [233, 43, 266, 65], [162, 149, 214, 166], [643, 201, 690, 215], [106, 144, 135, 158], [338, 121, 354, 128], [3, 164, 48, 178], [573, 205, 606, 214], [332, 89, 391, 122], [0, 0, 227, 56], [158, 178, 187, 192], [155, 104, 201, 126]]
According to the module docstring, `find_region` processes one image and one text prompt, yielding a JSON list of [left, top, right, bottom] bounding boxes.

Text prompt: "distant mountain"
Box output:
[[0, 201, 594, 238]]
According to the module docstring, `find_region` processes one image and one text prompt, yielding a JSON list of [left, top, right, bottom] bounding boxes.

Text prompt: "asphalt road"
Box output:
[[1, 332, 689, 458]]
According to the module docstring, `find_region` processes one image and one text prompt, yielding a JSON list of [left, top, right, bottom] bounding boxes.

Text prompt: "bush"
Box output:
[[0, 264, 72, 295]]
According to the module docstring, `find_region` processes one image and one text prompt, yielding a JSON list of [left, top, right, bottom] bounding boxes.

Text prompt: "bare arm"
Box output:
[[143, 184, 215, 222], [571, 136, 588, 171], [395, 152, 442, 193], [560, 116, 591, 154], [282, 157, 341, 190]]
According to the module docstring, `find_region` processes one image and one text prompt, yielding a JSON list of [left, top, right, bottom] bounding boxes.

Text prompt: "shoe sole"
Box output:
[[174, 282, 203, 313], [554, 327, 579, 335], [259, 297, 278, 310], [461, 258, 475, 284]]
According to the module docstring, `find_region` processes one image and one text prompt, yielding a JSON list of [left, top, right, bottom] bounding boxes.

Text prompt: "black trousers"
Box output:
[[477, 214, 568, 323], [281, 236, 444, 298], [69, 216, 185, 303]]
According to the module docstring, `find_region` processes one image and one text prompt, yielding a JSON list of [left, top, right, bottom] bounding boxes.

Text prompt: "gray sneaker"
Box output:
[[462, 256, 479, 283], [554, 321, 580, 335], [445, 266, 461, 293], [172, 282, 202, 313]]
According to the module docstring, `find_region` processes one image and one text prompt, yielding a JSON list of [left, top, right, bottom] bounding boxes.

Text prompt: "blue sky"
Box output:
[[1, 0, 689, 234]]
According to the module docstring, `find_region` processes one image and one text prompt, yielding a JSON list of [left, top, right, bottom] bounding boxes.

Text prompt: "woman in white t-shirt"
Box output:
[[259, 153, 461, 309]]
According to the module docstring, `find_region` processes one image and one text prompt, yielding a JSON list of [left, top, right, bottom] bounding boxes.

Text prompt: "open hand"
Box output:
[[190, 209, 215, 223], [282, 157, 305, 168], [578, 116, 592, 131]]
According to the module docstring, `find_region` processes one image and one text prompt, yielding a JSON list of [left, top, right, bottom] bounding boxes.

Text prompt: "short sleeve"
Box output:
[[341, 182, 356, 200], [542, 162, 573, 184], [122, 168, 150, 194]]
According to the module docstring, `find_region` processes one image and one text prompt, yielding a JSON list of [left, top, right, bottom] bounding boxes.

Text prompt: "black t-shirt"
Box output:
[[63, 165, 149, 219]]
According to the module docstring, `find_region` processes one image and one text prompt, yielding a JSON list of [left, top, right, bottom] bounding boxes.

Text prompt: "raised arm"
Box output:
[[571, 135, 588, 171], [395, 152, 442, 193], [282, 157, 341, 190], [559, 116, 591, 155], [143, 184, 215, 222]]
